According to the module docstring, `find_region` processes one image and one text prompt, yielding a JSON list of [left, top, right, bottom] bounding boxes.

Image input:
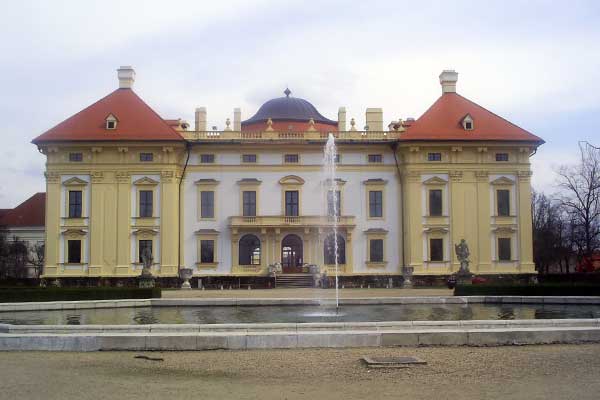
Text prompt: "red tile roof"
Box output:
[[32, 89, 183, 144], [0, 193, 46, 227], [401, 93, 544, 143]]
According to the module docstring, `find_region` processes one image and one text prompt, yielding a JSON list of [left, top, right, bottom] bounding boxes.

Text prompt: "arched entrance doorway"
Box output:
[[281, 234, 303, 273]]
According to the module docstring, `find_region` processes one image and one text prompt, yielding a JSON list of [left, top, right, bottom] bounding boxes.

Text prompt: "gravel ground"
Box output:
[[1, 344, 599, 400], [162, 288, 453, 298]]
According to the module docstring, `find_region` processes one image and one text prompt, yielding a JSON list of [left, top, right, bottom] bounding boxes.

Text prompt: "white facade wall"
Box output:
[[183, 148, 402, 275]]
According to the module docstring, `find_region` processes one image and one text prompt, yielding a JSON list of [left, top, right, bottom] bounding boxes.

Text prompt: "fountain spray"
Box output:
[[324, 133, 340, 308]]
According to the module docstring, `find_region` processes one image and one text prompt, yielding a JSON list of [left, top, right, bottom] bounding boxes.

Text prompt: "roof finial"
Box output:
[[284, 87, 291, 98]]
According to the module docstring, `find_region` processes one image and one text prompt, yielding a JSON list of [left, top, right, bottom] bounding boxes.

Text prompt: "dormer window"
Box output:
[[105, 114, 118, 130], [462, 114, 474, 131]]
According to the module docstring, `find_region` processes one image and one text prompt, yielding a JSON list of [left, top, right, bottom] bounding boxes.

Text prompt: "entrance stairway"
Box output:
[[275, 274, 315, 288]]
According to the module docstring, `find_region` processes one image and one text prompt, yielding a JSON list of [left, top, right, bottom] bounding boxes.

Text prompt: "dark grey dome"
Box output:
[[242, 89, 337, 126]]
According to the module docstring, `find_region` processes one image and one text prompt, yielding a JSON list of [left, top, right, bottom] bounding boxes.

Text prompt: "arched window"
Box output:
[[324, 234, 346, 265], [239, 234, 261, 265]]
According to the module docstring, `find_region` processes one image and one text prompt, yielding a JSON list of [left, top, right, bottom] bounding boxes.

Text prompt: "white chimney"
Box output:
[[117, 66, 136, 89], [195, 107, 207, 131], [233, 108, 241, 131], [365, 108, 383, 131], [439, 70, 458, 93], [338, 107, 347, 131]]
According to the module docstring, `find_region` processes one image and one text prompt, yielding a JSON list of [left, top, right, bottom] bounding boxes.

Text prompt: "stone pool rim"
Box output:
[[2, 296, 600, 351]]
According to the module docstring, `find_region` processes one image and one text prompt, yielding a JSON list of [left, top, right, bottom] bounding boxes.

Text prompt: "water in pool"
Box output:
[[1, 303, 600, 325]]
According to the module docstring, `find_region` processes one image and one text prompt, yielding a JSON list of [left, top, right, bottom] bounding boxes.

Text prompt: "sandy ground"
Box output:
[[1, 345, 599, 400], [162, 288, 453, 298]]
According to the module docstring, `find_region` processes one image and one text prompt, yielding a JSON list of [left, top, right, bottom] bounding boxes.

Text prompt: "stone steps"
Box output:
[[275, 274, 314, 288]]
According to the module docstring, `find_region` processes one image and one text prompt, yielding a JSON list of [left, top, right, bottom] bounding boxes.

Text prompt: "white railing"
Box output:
[[230, 215, 355, 227], [182, 130, 399, 141]]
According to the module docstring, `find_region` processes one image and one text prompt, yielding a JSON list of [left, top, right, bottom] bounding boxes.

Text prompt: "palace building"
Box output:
[[32, 67, 543, 285]]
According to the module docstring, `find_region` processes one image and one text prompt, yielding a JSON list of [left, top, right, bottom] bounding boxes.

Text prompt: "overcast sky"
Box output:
[[1, 0, 599, 207]]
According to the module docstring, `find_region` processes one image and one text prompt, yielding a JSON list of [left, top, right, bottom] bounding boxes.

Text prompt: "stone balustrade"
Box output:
[[182, 130, 399, 141], [229, 215, 356, 228]]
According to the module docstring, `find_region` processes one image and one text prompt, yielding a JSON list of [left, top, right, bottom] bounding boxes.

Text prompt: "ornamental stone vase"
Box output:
[[179, 268, 193, 290]]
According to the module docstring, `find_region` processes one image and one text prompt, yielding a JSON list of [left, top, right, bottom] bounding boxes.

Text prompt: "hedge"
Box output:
[[454, 284, 600, 297], [0, 287, 161, 303]]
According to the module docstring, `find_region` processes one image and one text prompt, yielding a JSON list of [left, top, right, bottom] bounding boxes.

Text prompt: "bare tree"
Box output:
[[532, 191, 571, 274], [557, 142, 600, 261], [0, 231, 8, 279], [8, 236, 29, 279], [29, 242, 45, 279]]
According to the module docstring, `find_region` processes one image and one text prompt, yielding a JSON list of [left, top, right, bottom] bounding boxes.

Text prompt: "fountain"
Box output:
[[323, 133, 340, 308]]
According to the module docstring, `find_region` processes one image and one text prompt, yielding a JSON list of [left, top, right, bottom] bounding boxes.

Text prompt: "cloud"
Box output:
[[1, 0, 600, 206]]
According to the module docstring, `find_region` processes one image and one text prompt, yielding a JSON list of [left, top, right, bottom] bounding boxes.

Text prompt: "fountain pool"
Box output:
[[2, 303, 600, 325]]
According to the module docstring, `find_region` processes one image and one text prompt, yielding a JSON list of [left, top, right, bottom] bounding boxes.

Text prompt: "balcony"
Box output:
[[229, 215, 356, 229], [183, 130, 399, 142]]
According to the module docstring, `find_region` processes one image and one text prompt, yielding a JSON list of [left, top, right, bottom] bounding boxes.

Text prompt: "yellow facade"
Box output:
[[41, 144, 186, 278], [37, 136, 536, 278]]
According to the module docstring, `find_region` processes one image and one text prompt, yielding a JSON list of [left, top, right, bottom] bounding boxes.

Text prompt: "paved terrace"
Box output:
[[162, 288, 453, 298]]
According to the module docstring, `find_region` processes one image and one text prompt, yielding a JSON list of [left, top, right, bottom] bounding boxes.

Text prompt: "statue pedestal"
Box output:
[[402, 266, 414, 289], [138, 273, 155, 288], [455, 261, 473, 286]]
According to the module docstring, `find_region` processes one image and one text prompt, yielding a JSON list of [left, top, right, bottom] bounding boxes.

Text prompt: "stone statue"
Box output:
[[138, 247, 155, 288], [455, 239, 471, 274], [141, 247, 153, 277]]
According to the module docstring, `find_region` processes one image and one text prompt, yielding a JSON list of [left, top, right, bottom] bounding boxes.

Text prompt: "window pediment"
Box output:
[[62, 177, 88, 186], [422, 176, 448, 185], [363, 178, 388, 186], [279, 175, 305, 185], [133, 177, 159, 186], [237, 178, 261, 186], [195, 229, 220, 236], [195, 178, 220, 186], [491, 176, 515, 186], [423, 226, 449, 234], [61, 228, 87, 237], [363, 228, 388, 234], [492, 226, 517, 234], [132, 228, 159, 236], [324, 178, 346, 186]]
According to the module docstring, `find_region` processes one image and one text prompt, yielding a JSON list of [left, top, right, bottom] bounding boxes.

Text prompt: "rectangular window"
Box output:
[[200, 240, 215, 263], [242, 154, 257, 163], [285, 190, 299, 216], [67, 240, 82, 264], [242, 191, 256, 217], [200, 191, 215, 218], [370, 239, 384, 262], [140, 153, 153, 162], [139, 190, 153, 218], [138, 240, 152, 263], [333, 154, 340, 163], [498, 238, 511, 261], [428, 152, 442, 161], [69, 152, 83, 162], [497, 189, 510, 216], [430, 238, 444, 262], [496, 153, 509, 162], [429, 189, 443, 216], [327, 190, 341, 217], [200, 154, 215, 163], [368, 154, 383, 163], [369, 190, 383, 218], [284, 154, 299, 163], [68, 190, 82, 218]]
